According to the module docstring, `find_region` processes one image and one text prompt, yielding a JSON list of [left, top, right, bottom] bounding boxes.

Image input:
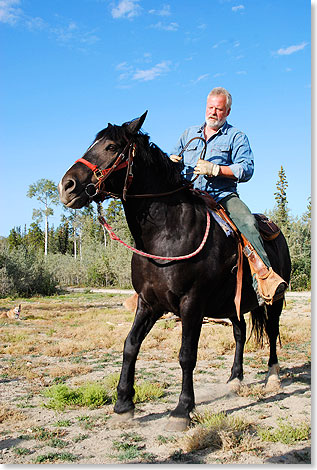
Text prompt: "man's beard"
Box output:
[[205, 115, 226, 130]]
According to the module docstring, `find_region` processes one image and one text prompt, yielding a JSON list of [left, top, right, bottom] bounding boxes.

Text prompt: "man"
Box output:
[[170, 87, 287, 305]]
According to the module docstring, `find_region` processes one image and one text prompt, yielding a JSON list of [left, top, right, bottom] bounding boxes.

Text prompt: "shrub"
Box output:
[[0, 246, 57, 297]]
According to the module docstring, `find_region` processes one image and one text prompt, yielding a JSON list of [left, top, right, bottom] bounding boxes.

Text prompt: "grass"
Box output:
[[34, 451, 78, 463], [179, 411, 256, 453], [43, 374, 166, 410], [258, 421, 310, 444]]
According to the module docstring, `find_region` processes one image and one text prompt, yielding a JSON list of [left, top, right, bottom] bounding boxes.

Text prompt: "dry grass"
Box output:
[[179, 410, 257, 454], [0, 403, 32, 430]]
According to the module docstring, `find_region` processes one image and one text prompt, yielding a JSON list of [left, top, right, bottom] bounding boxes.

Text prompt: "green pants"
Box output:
[[220, 193, 271, 268]]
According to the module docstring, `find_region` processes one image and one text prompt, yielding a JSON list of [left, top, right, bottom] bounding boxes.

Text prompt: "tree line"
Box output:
[[0, 167, 311, 297]]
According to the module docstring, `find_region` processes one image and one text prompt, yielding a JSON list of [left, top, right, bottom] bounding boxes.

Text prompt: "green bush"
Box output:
[[0, 246, 57, 297]]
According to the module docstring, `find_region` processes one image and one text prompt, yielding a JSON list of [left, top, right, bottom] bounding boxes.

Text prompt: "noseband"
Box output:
[[75, 140, 136, 201]]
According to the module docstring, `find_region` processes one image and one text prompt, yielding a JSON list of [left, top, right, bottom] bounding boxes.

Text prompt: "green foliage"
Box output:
[[34, 452, 78, 463], [258, 421, 310, 444], [0, 245, 57, 297], [43, 383, 112, 410], [43, 376, 166, 410], [274, 166, 289, 230]]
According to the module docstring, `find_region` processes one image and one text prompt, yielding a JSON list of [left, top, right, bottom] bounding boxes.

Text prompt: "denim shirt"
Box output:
[[170, 121, 254, 202]]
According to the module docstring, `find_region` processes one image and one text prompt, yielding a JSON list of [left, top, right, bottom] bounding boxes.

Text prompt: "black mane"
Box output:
[[95, 124, 186, 189]]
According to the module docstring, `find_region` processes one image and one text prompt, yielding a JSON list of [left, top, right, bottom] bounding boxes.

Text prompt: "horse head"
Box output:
[[58, 112, 147, 208]]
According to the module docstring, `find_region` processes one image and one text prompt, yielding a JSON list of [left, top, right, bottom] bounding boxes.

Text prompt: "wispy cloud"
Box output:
[[111, 0, 141, 19], [0, 0, 22, 25], [212, 40, 227, 48], [276, 42, 308, 55], [0, 1, 100, 49], [236, 70, 247, 75], [148, 4, 171, 16], [191, 73, 210, 85], [133, 60, 171, 81], [150, 21, 178, 31], [232, 5, 245, 12]]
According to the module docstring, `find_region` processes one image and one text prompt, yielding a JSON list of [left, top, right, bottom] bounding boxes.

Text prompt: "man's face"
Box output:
[[205, 94, 230, 130]]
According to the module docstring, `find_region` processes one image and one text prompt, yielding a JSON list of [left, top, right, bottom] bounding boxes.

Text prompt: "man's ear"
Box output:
[[123, 111, 148, 134], [226, 107, 231, 117]]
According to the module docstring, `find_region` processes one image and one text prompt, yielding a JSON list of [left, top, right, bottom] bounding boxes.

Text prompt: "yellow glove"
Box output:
[[194, 159, 220, 177], [170, 154, 182, 163]]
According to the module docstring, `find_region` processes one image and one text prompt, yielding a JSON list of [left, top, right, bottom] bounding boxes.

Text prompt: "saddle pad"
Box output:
[[254, 213, 280, 241]]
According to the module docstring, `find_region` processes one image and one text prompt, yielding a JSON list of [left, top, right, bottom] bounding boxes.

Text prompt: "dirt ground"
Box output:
[[0, 290, 311, 464]]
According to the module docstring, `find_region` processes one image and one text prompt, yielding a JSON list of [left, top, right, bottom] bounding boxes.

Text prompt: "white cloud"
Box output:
[[150, 21, 178, 31], [0, 0, 22, 25], [148, 4, 171, 16], [111, 0, 141, 19], [191, 73, 209, 84], [276, 42, 308, 55], [232, 5, 245, 12], [132, 61, 171, 81], [212, 40, 227, 48], [236, 70, 247, 75]]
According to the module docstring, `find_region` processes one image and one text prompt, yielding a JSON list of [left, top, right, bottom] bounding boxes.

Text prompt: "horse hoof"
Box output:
[[265, 364, 281, 392], [111, 410, 135, 426], [227, 378, 242, 393], [165, 416, 190, 432]]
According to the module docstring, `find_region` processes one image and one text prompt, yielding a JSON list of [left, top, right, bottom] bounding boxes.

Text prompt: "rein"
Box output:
[[97, 204, 211, 262]]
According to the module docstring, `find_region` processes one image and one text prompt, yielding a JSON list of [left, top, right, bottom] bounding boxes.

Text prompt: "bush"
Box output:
[[0, 246, 57, 297]]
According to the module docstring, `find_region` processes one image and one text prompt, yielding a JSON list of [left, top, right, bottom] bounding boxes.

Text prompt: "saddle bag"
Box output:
[[254, 213, 281, 241]]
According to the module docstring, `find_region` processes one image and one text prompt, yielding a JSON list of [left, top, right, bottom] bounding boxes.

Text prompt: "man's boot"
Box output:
[[242, 241, 287, 305]]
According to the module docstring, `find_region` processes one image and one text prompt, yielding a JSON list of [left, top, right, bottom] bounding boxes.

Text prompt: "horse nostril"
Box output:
[[64, 177, 77, 194]]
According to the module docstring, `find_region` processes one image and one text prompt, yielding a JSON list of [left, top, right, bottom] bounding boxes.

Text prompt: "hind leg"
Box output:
[[227, 315, 246, 392], [265, 298, 283, 390], [114, 297, 162, 418]]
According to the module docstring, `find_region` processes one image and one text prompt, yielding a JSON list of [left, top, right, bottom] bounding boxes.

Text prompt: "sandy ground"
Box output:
[[0, 291, 311, 464]]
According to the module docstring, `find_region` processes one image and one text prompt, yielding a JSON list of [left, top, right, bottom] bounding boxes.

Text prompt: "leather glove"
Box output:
[[194, 159, 220, 177], [170, 154, 182, 163]]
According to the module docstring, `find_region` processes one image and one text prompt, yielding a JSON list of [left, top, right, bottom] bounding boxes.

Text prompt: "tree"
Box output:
[[274, 166, 290, 231], [27, 179, 60, 256]]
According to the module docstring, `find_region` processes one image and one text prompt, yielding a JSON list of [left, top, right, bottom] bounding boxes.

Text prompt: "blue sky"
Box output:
[[0, 0, 311, 236]]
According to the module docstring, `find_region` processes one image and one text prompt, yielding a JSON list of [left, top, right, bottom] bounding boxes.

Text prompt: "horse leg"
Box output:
[[166, 310, 203, 432], [227, 315, 246, 392], [114, 298, 162, 420], [265, 298, 283, 391]]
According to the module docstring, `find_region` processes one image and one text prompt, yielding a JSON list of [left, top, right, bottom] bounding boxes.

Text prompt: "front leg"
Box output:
[[227, 315, 246, 392], [166, 309, 203, 432], [114, 297, 162, 417]]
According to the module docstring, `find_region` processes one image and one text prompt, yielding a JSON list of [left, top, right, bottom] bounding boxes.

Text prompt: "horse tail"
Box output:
[[249, 305, 268, 347]]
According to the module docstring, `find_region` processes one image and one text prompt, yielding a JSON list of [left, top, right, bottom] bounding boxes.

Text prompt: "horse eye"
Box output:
[[106, 144, 117, 151]]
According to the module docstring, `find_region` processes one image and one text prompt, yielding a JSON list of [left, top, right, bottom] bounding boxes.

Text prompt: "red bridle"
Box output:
[[75, 140, 136, 201]]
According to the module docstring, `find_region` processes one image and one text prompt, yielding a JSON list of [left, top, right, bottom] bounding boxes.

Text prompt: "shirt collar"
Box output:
[[198, 121, 229, 135]]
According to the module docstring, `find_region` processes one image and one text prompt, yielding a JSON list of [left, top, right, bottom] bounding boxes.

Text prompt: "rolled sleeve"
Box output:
[[229, 133, 254, 182]]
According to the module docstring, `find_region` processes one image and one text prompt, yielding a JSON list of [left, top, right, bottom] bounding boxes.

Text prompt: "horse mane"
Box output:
[[94, 124, 187, 189]]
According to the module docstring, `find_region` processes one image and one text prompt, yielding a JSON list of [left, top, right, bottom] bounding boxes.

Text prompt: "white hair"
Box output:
[[207, 87, 232, 110]]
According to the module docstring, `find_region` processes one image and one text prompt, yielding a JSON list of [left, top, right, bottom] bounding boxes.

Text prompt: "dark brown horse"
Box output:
[[58, 113, 291, 431]]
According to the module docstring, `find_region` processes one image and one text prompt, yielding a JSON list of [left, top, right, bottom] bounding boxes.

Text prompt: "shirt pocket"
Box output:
[[210, 145, 231, 164]]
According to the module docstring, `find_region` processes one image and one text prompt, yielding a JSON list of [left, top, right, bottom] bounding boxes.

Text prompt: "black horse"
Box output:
[[59, 112, 291, 431]]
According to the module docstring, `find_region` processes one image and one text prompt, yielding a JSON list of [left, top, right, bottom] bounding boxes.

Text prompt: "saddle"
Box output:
[[191, 189, 282, 319]]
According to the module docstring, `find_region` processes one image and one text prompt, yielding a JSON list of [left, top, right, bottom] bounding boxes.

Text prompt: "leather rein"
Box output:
[[75, 136, 207, 202]]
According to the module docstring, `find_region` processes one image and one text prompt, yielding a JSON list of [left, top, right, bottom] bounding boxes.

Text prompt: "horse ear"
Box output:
[[123, 111, 148, 134]]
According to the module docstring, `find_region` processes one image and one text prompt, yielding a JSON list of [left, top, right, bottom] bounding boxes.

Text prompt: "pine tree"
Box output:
[[274, 166, 289, 230]]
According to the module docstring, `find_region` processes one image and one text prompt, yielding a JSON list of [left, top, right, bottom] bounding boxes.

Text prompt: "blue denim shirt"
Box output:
[[170, 121, 254, 202]]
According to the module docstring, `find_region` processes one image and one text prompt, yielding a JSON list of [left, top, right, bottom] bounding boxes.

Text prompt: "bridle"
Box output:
[[75, 139, 136, 202], [74, 136, 207, 202]]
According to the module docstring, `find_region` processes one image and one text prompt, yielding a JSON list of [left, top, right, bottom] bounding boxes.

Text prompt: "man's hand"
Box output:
[[170, 154, 182, 163], [194, 159, 220, 177]]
